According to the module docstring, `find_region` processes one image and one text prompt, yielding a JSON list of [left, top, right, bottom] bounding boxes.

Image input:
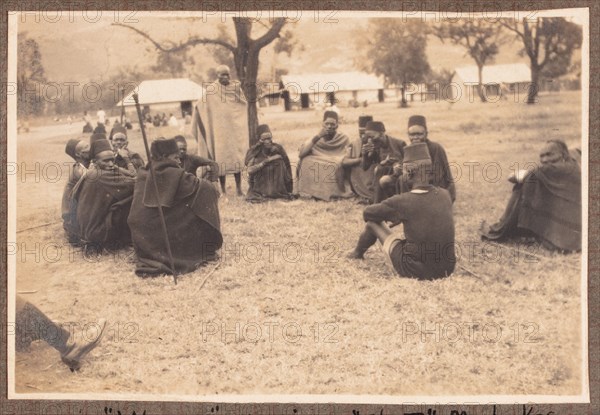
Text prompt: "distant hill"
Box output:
[[19, 15, 530, 85]]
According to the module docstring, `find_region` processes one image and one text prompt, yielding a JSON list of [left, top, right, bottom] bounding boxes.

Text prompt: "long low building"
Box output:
[[116, 78, 203, 117], [275, 72, 385, 110], [450, 63, 531, 101]]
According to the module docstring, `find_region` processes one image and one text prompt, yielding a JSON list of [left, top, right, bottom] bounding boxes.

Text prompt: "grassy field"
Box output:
[[13, 91, 584, 398]]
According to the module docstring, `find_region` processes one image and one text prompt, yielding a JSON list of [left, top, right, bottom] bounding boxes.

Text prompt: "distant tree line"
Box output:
[[357, 17, 582, 104], [17, 15, 582, 122]]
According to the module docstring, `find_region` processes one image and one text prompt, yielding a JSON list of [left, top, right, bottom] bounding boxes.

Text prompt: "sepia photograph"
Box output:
[[5, 4, 591, 408]]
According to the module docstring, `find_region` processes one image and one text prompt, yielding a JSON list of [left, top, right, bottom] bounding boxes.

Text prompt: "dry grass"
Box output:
[[13, 91, 584, 397]]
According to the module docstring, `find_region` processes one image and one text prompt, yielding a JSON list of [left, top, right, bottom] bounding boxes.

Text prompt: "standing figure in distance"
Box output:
[[191, 65, 248, 196]]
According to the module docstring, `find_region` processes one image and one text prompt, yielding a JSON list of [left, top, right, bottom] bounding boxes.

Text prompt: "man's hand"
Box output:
[[312, 128, 329, 144], [362, 141, 375, 155], [116, 147, 130, 159], [266, 154, 283, 163], [508, 169, 531, 184], [392, 162, 402, 177]]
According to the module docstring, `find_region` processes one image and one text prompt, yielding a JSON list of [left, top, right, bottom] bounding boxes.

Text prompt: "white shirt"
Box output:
[[97, 109, 106, 124]]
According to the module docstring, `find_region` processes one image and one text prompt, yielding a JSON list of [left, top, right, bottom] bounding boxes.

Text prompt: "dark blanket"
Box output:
[[364, 135, 407, 203], [62, 163, 87, 242], [362, 135, 407, 170], [481, 159, 581, 251], [182, 154, 219, 181], [115, 152, 145, 172], [245, 142, 293, 201], [70, 166, 135, 247], [127, 160, 223, 276]]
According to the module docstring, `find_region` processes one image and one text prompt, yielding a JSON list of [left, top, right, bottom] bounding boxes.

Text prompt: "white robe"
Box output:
[[191, 81, 249, 174]]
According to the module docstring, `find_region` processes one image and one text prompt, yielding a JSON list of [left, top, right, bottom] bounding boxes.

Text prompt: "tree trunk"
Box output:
[[244, 45, 260, 147], [477, 64, 487, 102], [527, 65, 540, 104]]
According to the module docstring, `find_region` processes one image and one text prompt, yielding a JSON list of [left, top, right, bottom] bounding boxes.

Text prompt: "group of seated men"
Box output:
[[62, 125, 222, 277], [61, 112, 582, 281]]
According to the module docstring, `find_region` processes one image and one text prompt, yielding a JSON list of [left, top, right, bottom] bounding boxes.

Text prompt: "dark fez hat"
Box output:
[[358, 115, 373, 129], [93, 124, 107, 134], [151, 137, 179, 159], [323, 110, 338, 121], [408, 115, 427, 130], [65, 139, 81, 159], [90, 139, 113, 159], [256, 124, 271, 137], [403, 142, 431, 163], [111, 125, 127, 139], [365, 121, 385, 132], [90, 132, 107, 144], [173, 135, 187, 144]]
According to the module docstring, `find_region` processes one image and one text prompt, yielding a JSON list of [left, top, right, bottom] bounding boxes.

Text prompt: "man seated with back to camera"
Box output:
[[347, 142, 456, 280]]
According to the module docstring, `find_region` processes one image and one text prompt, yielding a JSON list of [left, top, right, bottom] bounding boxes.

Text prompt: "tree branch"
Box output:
[[111, 23, 236, 54], [499, 19, 527, 45], [253, 18, 287, 50]]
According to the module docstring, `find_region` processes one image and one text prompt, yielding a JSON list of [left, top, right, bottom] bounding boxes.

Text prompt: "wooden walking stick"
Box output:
[[132, 93, 178, 284]]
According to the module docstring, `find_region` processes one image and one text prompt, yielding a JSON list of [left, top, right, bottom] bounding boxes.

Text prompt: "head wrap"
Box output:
[[403, 142, 431, 164], [546, 140, 570, 161], [358, 115, 373, 129], [256, 124, 271, 138], [90, 132, 107, 144], [323, 110, 338, 121], [408, 115, 427, 130], [173, 135, 187, 144], [111, 125, 127, 140], [216, 64, 230, 75], [365, 121, 385, 133], [65, 139, 81, 160], [90, 139, 113, 159], [151, 138, 179, 159]]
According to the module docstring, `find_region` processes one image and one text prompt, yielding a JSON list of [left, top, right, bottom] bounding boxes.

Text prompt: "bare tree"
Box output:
[[434, 19, 507, 102], [500, 17, 582, 104], [113, 17, 287, 145]]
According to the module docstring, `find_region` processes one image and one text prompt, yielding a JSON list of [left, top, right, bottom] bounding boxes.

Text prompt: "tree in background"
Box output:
[[357, 19, 430, 107], [206, 25, 237, 81], [114, 17, 287, 146], [152, 49, 196, 78], [427, 67, 454, 86], [500, 17, 582, 103], [17, 32, 47, 118], [434, 19, 507, 103]]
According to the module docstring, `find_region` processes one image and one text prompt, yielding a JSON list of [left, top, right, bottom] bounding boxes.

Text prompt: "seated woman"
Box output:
[[244, 124, 293, 202], [296, 111, 353, 201], [480, 140, 581, 252], [69, 138, 135, 249], [127, 138, 223, 277]]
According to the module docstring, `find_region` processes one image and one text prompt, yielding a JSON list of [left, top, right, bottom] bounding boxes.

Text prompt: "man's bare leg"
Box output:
[[234, 172, 244, 196], [366, 221, 393, 244], [219, 175, 226, 194], [347, 221, 393, 259]]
